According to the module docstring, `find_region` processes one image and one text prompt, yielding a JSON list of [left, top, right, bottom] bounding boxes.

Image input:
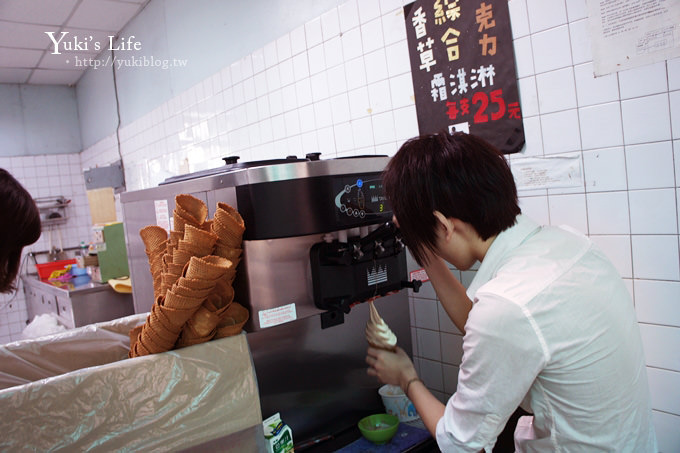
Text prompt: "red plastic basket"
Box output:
[[36, 259, 76, 280]]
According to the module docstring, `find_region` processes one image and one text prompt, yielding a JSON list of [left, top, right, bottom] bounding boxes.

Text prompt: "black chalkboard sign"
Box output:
[[404, 0, 525, 154]]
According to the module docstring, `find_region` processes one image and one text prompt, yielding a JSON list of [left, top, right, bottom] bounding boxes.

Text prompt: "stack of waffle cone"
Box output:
[[173, 194, 208, 234], [129, 197, 250, 358], [139, 226, 168, 300], [211, 202, 244, 269]]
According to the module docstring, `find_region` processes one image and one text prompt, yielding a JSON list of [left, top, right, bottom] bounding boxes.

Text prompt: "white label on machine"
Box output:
[[154, 199, 170, 231], [259, 303, 297, 329]]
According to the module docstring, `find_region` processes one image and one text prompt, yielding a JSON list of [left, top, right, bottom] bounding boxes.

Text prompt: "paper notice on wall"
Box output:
[[511, 156, 583, 191], [154, 200, 170, 231], [586, 0, 680, 76]]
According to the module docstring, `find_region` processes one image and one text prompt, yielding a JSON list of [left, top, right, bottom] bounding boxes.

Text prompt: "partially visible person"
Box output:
[[0, 169, 41, 293], [366, 132, 657, 452]]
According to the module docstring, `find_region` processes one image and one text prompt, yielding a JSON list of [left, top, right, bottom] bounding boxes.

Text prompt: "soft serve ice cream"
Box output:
[[365, 301, 397, 351]]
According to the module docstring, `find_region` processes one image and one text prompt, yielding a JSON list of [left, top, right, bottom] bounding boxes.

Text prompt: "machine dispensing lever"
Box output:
[[359, 221, 398, 249], [401, 279, 423, 293]]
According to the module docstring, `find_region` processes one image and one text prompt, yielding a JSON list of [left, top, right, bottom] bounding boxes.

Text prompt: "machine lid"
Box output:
[[159, 154, 387, 185], [160, 155, 309, 185]]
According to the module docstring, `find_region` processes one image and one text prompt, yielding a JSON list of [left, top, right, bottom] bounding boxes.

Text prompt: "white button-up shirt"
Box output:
[[435, 215, 657, 452]]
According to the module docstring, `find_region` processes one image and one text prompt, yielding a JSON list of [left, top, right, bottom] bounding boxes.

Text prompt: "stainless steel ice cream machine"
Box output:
[[120, 154, 421, 446]]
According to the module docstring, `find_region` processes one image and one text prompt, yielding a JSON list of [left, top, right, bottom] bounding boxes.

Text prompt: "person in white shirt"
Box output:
[[366, 132, 657, 452]]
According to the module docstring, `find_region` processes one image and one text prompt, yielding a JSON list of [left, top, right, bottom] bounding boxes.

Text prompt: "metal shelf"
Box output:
[[35, 196, 70, 227]]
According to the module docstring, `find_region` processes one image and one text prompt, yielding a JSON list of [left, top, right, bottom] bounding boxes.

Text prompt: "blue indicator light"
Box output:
[[356, 179, 363, 188]]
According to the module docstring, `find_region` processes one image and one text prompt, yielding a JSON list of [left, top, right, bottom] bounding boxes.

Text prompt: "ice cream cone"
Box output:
[[365, 301, 398, 352]]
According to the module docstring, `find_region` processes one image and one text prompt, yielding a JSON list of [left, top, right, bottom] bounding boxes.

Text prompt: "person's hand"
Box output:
[[366, 346, 418, 390]]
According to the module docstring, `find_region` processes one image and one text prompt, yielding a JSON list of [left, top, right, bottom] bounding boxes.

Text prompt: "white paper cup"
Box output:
[[378, 384, 420, 422]]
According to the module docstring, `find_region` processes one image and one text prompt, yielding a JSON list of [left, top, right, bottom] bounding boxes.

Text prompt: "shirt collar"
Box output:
[[466, 215, 541, 299]]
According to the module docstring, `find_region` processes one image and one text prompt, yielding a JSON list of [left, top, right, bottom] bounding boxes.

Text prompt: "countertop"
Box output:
[[23, 274, 114, 295]]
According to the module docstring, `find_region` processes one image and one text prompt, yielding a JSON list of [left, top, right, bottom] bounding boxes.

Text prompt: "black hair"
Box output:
[[383, 132, 520, 265], [0, 169, 41, 293]]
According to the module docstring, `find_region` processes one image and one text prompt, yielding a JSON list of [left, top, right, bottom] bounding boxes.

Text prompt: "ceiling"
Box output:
[[0, 0, 150, 86]]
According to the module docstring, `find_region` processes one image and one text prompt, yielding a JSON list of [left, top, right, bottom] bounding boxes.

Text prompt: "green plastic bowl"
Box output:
[[358, 413, 399, 445]]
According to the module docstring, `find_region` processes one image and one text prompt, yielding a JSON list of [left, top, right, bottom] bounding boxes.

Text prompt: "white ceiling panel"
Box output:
[[0, 21, 52, 49], [0, 0, 149, 85], [0, 67, 32, 84], [0, 0, 79, 26], [67, 0, 143, 31], [0, 47, 44, 68], [28, 68, 83, 85]]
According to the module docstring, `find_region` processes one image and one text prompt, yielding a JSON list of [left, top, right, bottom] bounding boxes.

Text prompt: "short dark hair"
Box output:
[[383, 132, 520, 265], [0, 169, 41, 293]]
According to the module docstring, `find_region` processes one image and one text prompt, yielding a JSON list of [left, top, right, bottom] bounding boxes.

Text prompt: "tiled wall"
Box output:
[[5, 0, 680, 448]]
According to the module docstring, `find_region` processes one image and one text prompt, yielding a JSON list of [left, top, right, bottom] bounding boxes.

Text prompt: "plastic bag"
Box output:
[[0, 314, 262, 451]]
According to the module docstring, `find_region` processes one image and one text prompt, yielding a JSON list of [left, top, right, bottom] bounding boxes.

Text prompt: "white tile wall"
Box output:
[[3, 0, 675, 446]]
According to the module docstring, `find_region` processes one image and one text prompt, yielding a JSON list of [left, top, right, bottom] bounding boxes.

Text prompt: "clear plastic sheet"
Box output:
[[0, 314, 262, 451]]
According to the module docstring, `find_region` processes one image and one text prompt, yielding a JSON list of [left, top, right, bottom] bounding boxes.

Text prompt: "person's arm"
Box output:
[[401, 376, 445, 437], [366, 347, 445, 437], [424, 254, 472, 334]]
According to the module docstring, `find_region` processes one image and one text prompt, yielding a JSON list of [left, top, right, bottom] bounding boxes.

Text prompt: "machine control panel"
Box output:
[[334, 175, 390, 221]]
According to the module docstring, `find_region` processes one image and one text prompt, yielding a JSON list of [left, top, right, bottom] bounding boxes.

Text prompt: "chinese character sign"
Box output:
[[404, 0, 525, 154]]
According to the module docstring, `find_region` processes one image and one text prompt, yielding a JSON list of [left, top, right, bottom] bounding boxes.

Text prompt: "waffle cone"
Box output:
[[169, 230, 183, 246], [162, 273, 180, 292], [173, 248, 194, 267], [140, 225, 168, 253], [176, 276, 217, 291], [131, 336, 151, 357], [146, 241, 167, 260], [200, 219, 213, 232], [164, 288, 204, 310], [172, 213, 188, 234], [184, 224, 218, 247], [176, 329, 214, 348], [213, 245, 242, 262], [211, 218, 244, 248], [215, 202, 244, 229], [177, 239, 213, 257], [214, 302, 249, 338], [172, 283, 214, 300], [184, 255, 230, 280], [212, 278, 235, 309], [185, 305, 220, 338], [142, 322, 176, 351], [138, 326, 169, 354], [175, 194, 208, 225], [157, 302, 198, 328], [166, 242, 175, 258], [150, 302, 182, 336], [166, 262, 185, 276]]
